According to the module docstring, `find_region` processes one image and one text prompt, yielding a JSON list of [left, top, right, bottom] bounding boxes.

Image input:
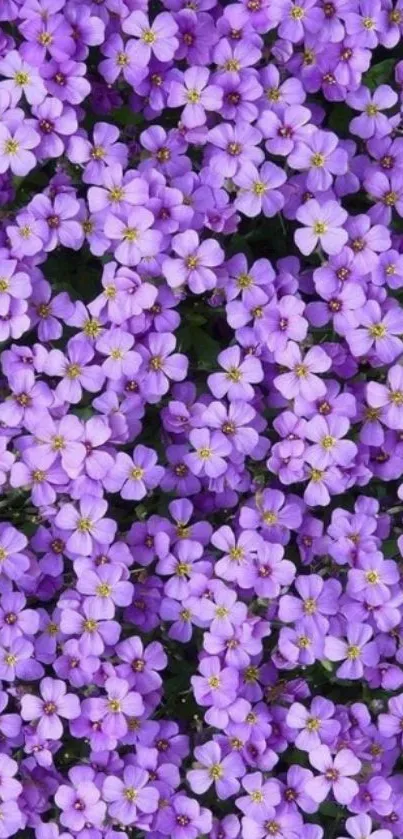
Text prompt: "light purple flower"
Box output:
[[21, 677, 80, 740]]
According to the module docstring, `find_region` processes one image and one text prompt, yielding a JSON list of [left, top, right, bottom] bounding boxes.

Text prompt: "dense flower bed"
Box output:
[[0, 1, 402, 838]]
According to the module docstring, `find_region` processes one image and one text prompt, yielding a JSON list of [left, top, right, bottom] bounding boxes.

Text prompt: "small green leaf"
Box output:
[[363, 59, 395, 90], [383, 539, 398, 557]]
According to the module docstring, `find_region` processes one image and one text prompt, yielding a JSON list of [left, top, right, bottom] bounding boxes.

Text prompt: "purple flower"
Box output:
[[234, 161, 286, 217], [347, 85, 398, 139], [0, 120, 39, 176], [0, 50, 46, 105], [105, 444, 164, 500], [274, 343, 331, 401], [163, 230, 224, 293], [324, 624, 380, 679], [21, 677, 80, 740], [0, 524, 29, 579], [185, 428, 231, 478], [187, 740, 245, 799], [55, 767, 106, 831], [287, 697, 340, 751], [295, 199, 348, 255], [87, 676, 144, 738], [337, 815, 393, 839], [168, 66, 223, 127], [306, 746, 361, 804], [123, 11, 179, 63], [55, 495, 117, 555], [207, 121, 264, 180], [103, 766, 159, 824], [30, 192, 81, 251], [44, 337, 105, 403], [157, 794, 212, 839], [305, 415, 357, 468], [104, 207, 162, 266], [289, 130, 348, 191]]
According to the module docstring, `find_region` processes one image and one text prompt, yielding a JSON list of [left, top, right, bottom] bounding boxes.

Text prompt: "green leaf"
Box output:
[[363, 59, 395, 90], [383, 539, 398, 557], [319, 802, 341, 817], [327, 104, 354, 136], [113, 105, 143, 126], [191, 327, 221, 369]]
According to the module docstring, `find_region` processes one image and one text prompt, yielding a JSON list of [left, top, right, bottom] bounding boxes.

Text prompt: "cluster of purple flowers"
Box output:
[[0, 0, 402, 838]]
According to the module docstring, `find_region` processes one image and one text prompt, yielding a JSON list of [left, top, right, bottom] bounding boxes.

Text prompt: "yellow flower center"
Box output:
[[369, 323, 387, 339], [142, 29, 156, 43], [66, 363, 81, 379], [130, 467, 144, 480], [311, 153, 325, 167], [96, 583, 112, 597], [304, 598, 317, 614], [150, 355, 163, 370], [83, 318, 101, 338], [313, 221, 328, 235], [0, 278, 9, 292], [384, 191, 398, 206], [4, 654, 17, 666], [38, 32, 53, 45], [186, 255, 199, 269], [14, 71, 30, 85], [83, 619, 97, 632], [253, 181, 267, 195], [322, 435, 335, 449], [123, 227, 138, 241], [91, 146, 106, 160], [224, 59, 240, 71], [244, 665, 259, 682], [347, 645, 361, 660], [186, 89, 201, 103], [109, 187, 125, 202], [198, 447, 212, 460], [77, 517, 92, 533], [365, 570, 380, 584], [362, 16, 375, 28], [226, 367, 242, 382], [5, 140, 19, 155], [229, 547, 244, 561], [209, 763, 223, 780]]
